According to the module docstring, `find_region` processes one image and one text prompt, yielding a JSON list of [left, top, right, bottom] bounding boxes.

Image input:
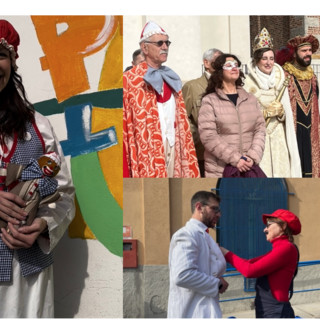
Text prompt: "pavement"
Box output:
[[223, 302, 320, 318]]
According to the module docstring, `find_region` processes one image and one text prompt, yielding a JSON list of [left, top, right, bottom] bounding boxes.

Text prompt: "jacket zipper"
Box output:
[[235, 100, 243, 155]]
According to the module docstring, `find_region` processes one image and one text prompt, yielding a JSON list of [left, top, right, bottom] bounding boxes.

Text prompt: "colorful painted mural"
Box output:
[[20, 16, 123, 257]]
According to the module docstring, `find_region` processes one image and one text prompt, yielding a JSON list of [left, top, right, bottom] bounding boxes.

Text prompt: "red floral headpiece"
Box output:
[[0, 19, 20, 70]]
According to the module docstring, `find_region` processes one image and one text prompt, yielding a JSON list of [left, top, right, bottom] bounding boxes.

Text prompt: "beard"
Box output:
[[295, 54, 312, 67], [201, 209, 217, 229]]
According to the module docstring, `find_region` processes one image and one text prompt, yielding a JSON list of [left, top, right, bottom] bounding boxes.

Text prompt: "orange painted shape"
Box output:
[[39, 56, 49, 70], [92, 107, 122, 208], [99, 17, 123, 91], [31, 16, 118, 102]]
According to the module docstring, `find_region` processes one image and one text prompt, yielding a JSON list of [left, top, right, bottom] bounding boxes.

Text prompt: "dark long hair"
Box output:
[[0, 67, 34, 140], [203, 54, 245, 97]]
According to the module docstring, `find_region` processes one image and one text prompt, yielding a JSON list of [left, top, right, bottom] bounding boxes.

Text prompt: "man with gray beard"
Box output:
[[123, 21, 199, 178], [277, 34, 320, 177]]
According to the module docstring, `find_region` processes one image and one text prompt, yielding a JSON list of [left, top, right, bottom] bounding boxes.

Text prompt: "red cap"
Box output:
[[287, 34, 319, 53], [262, 209, 301, 235], [0, 20, 20, 70]]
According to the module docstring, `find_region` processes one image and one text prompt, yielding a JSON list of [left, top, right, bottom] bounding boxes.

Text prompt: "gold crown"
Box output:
[[253, 27, 274, 53]]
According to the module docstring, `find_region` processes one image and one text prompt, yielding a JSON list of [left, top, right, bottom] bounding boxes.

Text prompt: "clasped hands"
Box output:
[[237, 156, 253, 172], [0, 191, 47, 249]]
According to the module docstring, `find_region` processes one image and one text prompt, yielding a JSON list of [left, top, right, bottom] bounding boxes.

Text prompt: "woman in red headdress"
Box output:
[[0, 19, 75, 317], [220, 209, 301, 318]]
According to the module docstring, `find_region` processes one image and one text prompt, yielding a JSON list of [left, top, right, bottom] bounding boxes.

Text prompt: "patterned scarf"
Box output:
[[20, 158, 58, 198]]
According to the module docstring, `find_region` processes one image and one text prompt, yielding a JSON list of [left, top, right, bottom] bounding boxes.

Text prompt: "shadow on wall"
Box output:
[[53, 233, 89, 317]]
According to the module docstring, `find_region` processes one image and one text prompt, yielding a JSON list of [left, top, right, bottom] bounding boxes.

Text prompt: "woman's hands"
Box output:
[[0, 190, 27, 225], [263, 101, 284, 119], [236, 156, 253, 172], [1, 218, 48, 249], [0, 191, 47, 249]]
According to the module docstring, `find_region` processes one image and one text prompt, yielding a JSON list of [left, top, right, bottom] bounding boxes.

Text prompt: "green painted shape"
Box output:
[[34, 88, 123, 116], [71, 152, 122, 257]]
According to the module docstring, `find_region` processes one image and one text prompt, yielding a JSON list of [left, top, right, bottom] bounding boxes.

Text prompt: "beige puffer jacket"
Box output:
[[198, 87, 266, 177]]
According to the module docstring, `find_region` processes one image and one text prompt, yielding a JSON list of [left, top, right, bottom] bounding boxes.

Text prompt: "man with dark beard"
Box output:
[[167, 191, 228, 318], [276, 35, 320, 177]]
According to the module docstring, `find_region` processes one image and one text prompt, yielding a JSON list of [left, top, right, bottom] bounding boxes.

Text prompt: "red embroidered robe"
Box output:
[[123, 62, 200, 178]]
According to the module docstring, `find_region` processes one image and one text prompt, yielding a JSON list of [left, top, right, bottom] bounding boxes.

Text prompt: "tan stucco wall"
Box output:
[[286, 179, 320, 261], [123, 178, 320, 265], [123, 179, 172, 265]]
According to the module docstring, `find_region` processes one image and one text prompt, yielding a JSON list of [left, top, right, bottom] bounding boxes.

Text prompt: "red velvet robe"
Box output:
[[283, 62, 320, 177]]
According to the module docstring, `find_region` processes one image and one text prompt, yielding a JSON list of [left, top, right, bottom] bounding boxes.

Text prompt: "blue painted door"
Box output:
[[214, 178, 289, 291]]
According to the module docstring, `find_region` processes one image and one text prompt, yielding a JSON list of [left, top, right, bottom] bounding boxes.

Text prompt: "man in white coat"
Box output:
[[167, 191, 228, 318]]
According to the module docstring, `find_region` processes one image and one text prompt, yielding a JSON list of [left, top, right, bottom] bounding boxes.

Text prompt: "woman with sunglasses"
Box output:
[[0, 20, 75, 317], [244, 28, 301, 178], [220, 209, 301, 318], [198, 53, 266, 177]]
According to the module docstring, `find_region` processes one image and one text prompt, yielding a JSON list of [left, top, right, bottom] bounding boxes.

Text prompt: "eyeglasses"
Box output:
[[266, 221, 276, 228], [144, 40, 171, 47], [205, 205, 221, 214]]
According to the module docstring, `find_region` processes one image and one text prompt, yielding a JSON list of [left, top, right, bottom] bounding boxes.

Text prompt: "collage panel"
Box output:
[[123, 178, 320, 318], [123, 15, 320, 178], [0, 16, 123, 317], [122, 15, 320, 320]]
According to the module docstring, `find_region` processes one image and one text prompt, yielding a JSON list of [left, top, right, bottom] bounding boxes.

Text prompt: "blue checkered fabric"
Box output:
[[0, 239, 13, 281], [21, 159, 58, 198], [0, 121, 54, 281], [17, 242, 54, 277], [11, 122, 45, 166]]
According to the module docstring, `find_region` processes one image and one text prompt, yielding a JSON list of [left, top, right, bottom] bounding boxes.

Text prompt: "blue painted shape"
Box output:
[[60, 103, 117, 157]]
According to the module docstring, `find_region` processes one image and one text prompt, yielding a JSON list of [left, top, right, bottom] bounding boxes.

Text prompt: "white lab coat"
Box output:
[[168, 218, 226, 318]]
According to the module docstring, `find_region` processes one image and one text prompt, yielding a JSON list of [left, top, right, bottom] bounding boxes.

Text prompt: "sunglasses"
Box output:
[[144, 40, 171, 47]]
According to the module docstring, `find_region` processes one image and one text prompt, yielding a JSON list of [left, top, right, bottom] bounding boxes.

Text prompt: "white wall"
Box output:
[[1, 15, 122, 318], [54, 235, 122, 318], [123, 15, 250, 82]]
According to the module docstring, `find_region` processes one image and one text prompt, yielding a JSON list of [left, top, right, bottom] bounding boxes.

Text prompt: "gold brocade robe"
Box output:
[[283, 62, 320, 178]]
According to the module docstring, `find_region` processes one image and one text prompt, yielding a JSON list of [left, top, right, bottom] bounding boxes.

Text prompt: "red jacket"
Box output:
[[225, 235, 298, 302]]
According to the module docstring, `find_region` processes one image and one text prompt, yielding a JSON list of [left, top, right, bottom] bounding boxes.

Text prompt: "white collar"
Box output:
[[254, 65, 276, 90]]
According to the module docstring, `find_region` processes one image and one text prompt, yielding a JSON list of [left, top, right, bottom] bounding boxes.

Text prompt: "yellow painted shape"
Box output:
[[99, 16, 123, 90], [69, 196, 96, 239], [31, 16, 118, 102], [92, 107, 122, 208]]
